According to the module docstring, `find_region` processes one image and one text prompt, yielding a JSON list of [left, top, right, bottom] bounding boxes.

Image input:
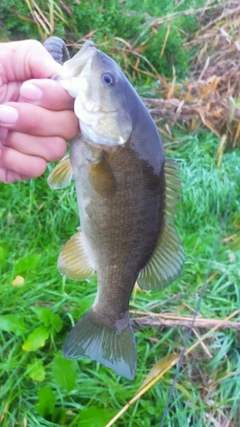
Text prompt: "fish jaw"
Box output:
[[52, 41, 97, 98], [78, 119, 127, 147]]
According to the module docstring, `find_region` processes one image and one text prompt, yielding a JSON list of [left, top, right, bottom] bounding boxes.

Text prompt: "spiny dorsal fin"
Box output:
[[47, 155, 73, 190], [58, 228, 95, 280], [137, 159, 184, 291], [88, 151, 117, 197]]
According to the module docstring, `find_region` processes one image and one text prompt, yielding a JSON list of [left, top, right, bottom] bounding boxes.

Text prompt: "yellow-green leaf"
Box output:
[[12, 275, 25, 287], [22, 326, 49, 351], [27, 359, 46, 382]]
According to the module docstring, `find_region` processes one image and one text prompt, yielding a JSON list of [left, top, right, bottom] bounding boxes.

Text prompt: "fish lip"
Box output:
[[51, 42, 97, 97], [51, 41, 97, 81], [78, 40, 95, 55], [64, 41, 97, 77]]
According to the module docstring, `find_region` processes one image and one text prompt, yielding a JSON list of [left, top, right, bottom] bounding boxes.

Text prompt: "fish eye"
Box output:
[[102, 72, 116, 86]]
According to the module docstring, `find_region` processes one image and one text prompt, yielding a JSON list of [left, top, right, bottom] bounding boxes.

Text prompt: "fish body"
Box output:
[[47, 40, 184, 379]]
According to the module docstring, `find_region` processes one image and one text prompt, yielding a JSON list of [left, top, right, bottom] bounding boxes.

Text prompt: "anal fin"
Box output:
[[58, 228, 95, 280], [47, 155, 73, 190]]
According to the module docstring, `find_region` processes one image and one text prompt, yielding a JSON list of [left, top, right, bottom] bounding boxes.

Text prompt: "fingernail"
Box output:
[[20, 82, 43, 101], [0, 106, 18, 124]]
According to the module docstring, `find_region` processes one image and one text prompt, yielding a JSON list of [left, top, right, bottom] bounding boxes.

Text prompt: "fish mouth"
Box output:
[[55, 41, 97, 97], [64, 41, 96, 77]]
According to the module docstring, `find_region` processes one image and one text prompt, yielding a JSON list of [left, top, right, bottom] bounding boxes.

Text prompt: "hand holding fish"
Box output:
[[0, 40, 79, 183]]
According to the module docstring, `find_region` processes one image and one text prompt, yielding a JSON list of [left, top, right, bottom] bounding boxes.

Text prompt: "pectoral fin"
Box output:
[[88, 151, 117, 197], [138, 158, 184, 290], [58, 228, 95, 280], [47, 155, 73, 190]]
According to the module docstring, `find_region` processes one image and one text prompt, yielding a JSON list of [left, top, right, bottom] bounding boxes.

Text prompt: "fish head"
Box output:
[[60, 42, 133, 147]]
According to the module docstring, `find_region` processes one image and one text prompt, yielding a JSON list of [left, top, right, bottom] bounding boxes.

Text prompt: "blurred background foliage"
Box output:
[[0, 0, 206, 80]]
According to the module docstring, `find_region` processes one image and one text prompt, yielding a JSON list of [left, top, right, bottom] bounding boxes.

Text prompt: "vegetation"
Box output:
[[0, 0, 206, 80], [0, 1, 240, 426]]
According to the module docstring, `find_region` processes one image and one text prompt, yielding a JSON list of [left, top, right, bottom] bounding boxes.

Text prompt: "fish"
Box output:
[[46, 38, 184, 380]]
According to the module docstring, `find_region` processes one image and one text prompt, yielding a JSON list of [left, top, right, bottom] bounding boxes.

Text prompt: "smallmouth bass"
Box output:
[[46, 37, 184, 380]]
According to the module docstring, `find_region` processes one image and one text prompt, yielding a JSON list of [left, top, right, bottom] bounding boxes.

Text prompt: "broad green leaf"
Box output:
[[22, 326, 49, 351], [32, 307, 51, 327], [32, 307, 63, 333], [52, 407, 66, 424], [14, 253, 41, 275], [27, 359, 46, 382], [52, 355, 77, 393], [35, 386, 55, 417], [50, 313, 63, 333], [78, 407, 118, 427], [0, 314, 26, 336]]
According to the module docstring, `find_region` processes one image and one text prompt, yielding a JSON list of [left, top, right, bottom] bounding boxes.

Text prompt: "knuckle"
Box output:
[[25, 39, 43, 51]]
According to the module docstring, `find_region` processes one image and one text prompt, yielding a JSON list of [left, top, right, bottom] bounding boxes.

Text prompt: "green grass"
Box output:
[[1, 131, 240, 426]]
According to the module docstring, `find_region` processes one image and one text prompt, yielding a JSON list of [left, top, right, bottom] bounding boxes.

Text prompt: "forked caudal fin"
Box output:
[[63, 309, 137, 380]]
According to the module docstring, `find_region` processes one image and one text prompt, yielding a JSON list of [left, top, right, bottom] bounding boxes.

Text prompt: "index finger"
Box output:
[[0, 102, 79, 139], [19, 79, 75, 111]]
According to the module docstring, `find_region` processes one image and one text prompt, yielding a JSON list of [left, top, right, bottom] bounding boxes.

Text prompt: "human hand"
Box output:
[[0, 40, 79, 183]]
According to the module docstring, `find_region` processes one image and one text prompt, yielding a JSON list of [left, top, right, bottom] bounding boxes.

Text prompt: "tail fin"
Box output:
[[62, 309, 137, 380]]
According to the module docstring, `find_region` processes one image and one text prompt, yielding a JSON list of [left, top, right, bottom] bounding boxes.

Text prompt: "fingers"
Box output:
[[0, 40, 78, 183], [0, 167, 23, 184], [3, 131, 67, 162], [0, 131, 67, 183], [0, 102, 79, 139], [19, 79, 75, 111], [0, 145, 47, 181]]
